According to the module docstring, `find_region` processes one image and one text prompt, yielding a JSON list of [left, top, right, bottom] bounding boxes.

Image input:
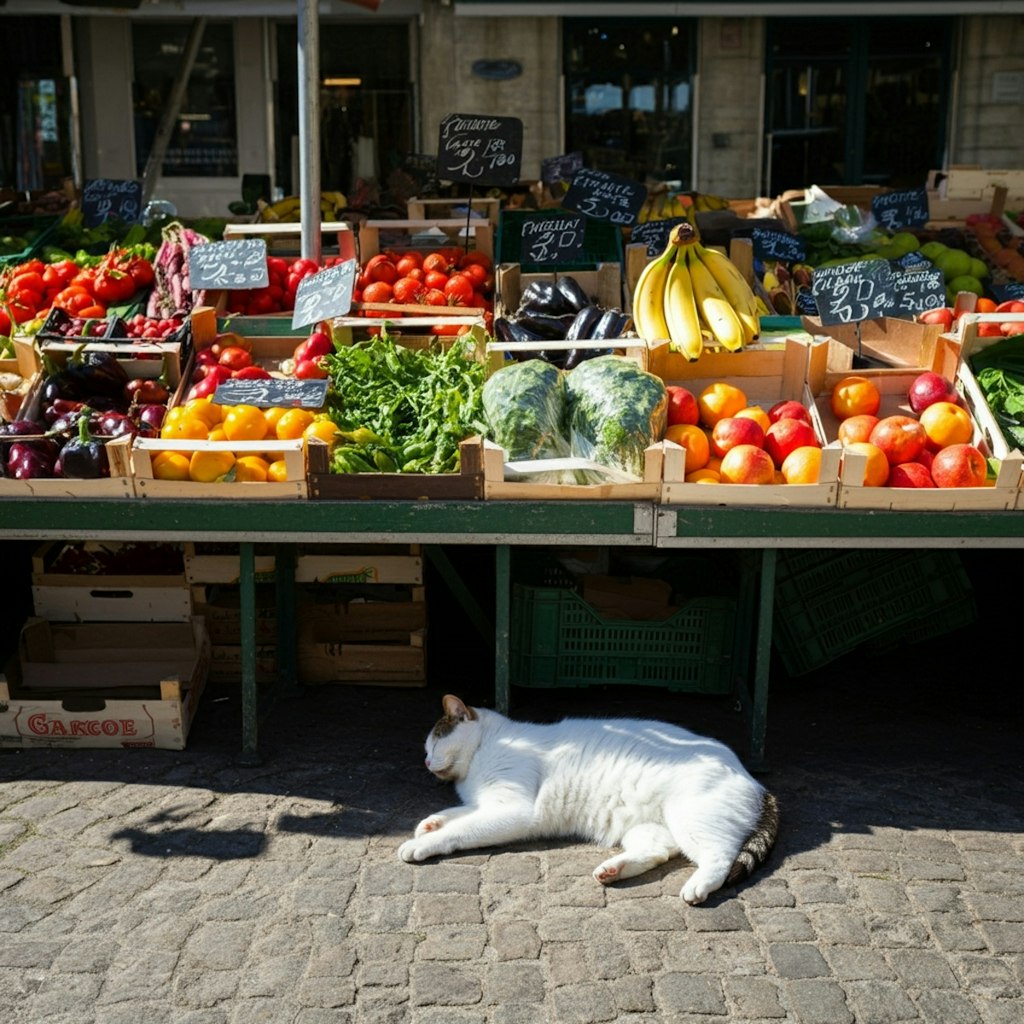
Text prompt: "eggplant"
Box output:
[[91, 409, 136, 439], [555, 275, 592, 313], [591, 307, 627, 341], [66, 349, 130, 400], [41, 371, 85, 404], [513, 311, 576, 339], [518, 280, 574, 316], [563, 305, 604, 342], [58, 413, 109, 479]]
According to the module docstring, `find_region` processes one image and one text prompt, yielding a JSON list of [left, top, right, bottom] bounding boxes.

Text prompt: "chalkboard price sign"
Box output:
[[992, 282, 1024, 302], [629, 218, 688, 257], [518, 213, 585, 265], [750, 227, 806, 263], [541, 151, 584, 185], [437, 113, 523, 187], [82, 178, 143, 228], [563, 168, 646, 227], [888, 265, 947, 317], [291, 259, 357, 330], [811, 259, 896, 325], [188, 239, 270, 290], [871, 186, 930, 231], [214, 377, 328, 410]]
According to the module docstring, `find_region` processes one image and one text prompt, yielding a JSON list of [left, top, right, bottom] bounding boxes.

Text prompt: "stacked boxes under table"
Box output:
[[184, 543, 428, 687]]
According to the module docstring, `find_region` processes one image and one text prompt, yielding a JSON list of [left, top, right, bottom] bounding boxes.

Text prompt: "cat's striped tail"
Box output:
[[727, 791, 780, 885]]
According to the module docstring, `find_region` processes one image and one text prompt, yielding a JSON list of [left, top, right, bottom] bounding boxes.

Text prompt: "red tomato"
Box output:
[[126, 257, 155, 289], [366, 255, 398, 284], [393, 277, 424, 304], [231, 365, 272, 380], [422, 288, 446, 306], [362, 281, 393, 304], [458, 250, 492, 271], [395, 253, 422, 276], [443, 273, 475, 306], [422, 252, 450, 275], [460, 262, 488, 287]]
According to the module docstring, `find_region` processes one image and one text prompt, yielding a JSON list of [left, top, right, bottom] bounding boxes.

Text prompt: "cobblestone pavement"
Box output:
[[1, 636, 1022, 1024]]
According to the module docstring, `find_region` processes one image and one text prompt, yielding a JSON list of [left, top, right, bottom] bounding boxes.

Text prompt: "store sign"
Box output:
[[563, 168, 646, 227], [437, 112, 523, 187], [82, 178, 143, 227], [188, 239, 269, 290], [518, 212, 585, 265], [291, 259, 357, 330]]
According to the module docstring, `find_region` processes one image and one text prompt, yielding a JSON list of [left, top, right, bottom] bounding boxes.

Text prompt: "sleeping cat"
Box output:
[[399, 694, 779, 904]]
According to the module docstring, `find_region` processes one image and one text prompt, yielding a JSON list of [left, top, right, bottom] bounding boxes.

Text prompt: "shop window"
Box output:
[[564, 20, 696, 186], [132, 21, 238, 178]]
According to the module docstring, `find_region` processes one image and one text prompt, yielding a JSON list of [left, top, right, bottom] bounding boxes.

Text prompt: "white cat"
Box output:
[[399, 694, 779, 904]]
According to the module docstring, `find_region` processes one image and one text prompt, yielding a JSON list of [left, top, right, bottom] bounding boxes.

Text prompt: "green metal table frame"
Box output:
[[3, 498, 1022, 767]]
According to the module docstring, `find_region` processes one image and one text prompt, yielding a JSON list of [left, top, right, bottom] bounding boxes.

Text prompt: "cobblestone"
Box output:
[[0, 666, 1020, 1024]]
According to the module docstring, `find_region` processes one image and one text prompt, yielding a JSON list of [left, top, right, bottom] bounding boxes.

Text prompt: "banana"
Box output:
[[685, 245, 746, 352], [663, 247, 704, 361], [693, 243, 760, 343], [631, 243, 676, 343]]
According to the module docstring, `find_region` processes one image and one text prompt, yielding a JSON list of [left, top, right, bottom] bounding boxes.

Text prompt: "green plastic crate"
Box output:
[[510, 583, 736, 694], [0, 214, 60, 267], [497, 209, 623, 274], [772, 549, 976, 676]]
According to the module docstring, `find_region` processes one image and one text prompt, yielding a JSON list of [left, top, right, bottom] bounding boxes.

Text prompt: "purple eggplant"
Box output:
[[66, 347, 130, 400], [58, 413, 109, 479]]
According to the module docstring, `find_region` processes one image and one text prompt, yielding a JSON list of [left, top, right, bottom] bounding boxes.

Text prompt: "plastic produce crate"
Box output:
[[0, 214, 59, 267], [497, 209, 623, 274], [510, 583, 736, 694], [772, 549, 977, 676]]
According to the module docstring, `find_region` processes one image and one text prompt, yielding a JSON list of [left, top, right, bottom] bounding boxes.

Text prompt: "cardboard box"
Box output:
[[0, 617, 210, 750], [31, 541, 190, 623], [654, 337, 841, 507], [580, 575, 675, 621], [812, 337, 1022, 510]]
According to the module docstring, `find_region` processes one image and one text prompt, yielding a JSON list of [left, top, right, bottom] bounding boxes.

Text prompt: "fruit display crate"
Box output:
[[497, 209, 623, 275], [510, 583, 737, 694], [771, 548, 977, 677], [357, 218, 493, 263]]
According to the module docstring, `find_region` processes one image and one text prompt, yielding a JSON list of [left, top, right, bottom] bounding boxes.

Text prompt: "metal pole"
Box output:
[[141, 18, 207, 206], [297, 0, 322, 264]]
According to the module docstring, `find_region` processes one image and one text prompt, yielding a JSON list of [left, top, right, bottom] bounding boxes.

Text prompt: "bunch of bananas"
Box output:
[[692, 192, 732, 214], [258, 191, 348, 223], [632, 223, 760, 360], [638, 188, 694, 225]]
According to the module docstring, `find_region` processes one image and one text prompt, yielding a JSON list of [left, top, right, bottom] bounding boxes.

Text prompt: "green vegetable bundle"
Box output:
[[320, 331, 487, 474], [969, 334, 1024, 450]]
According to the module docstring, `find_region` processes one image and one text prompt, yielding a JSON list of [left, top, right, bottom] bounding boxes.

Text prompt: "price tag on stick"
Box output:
[[291, 259, 357, 330], [437, 113, 523, 187], [519, 213, 585, 265], [82, 178, 143, 227], [750, 227, 806, 263], [871, 187, 930, 231], [811, 259, 896, 325], [563, 168, 646, 227], [188, 239, 270, 290], [630, 218, 688, 257]]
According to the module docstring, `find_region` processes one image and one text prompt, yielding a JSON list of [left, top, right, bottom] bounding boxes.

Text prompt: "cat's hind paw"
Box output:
[[414, 815, 445, 838], [593, 858, 623, 885]]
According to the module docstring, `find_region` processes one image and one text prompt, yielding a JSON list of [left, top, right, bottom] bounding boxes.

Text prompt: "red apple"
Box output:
[[768, 399, 813, 425], [665, 385, 700, 427], [711, 416, 765, 458], [887, 462, 936, 488], [719, 444, 775, 484], [764, 417, 819, 468], [930, 443, 988, 487], [907, 371, 956, 415], [869, 415, 927, 466]]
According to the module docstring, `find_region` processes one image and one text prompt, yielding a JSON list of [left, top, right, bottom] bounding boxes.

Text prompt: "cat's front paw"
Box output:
[[414, 815, 445, 838], [398, 838, 428, 863]]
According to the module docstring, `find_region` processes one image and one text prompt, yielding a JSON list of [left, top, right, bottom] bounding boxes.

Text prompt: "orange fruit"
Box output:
[[266, 459, 290, 483], [698, 382, 747, 428], [719, 444, 775, 484], [304, 419, 343, 445], [918, 400, 973, 449], [831, 376, 881, 420], [837, 414, 880, 446], [780, 445, 822, 484], [234, 455, 270, 482], [843, 441, 889, 487], [275, 407, 315, 440], [161, 415, 209, 441], [222, 404, 268, 442], [734, 405, 771, 433], [188, 449, 236, 483], [664, 423, 710, 474], [685, 468, 720, 483], [151, 450, 190, 480], [263, 406, 288, 434]]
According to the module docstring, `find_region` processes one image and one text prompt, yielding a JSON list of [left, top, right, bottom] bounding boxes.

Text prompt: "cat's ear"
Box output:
[[442, 694, 477, 721]]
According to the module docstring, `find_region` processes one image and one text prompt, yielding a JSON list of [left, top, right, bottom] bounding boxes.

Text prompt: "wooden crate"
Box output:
[[801, 316, 946, 372], [652, 337, 841, 507], [494, 262, 623, 322], [812, 337, 1022, 511], [0, 433, 136, 499], [407, 195, 501, 226], [0, 617, 210, 750], [298, 628, 426, 687], [357, 219, 493, 263], [222, 220, 357, 261], [31, 541, 190, 622], [131, 438, 308, 500]]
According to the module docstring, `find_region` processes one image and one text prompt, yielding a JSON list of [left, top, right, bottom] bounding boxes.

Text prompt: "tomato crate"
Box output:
[[771, 549, 977, 676], [510, 583, 737, 694]]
